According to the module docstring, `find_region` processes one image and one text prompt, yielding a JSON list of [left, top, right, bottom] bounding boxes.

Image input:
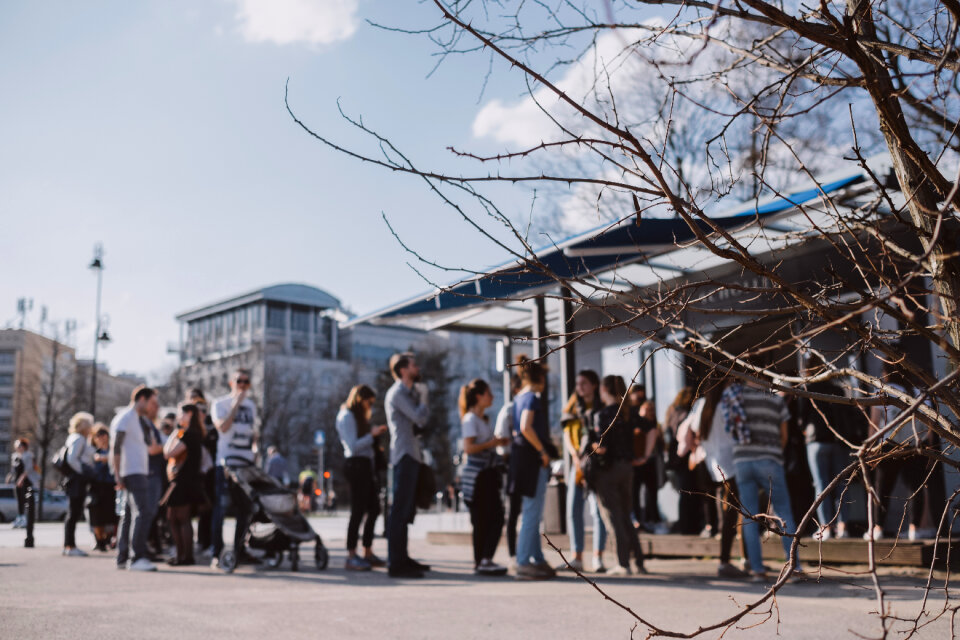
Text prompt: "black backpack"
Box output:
[[51, 444, 74, 477]]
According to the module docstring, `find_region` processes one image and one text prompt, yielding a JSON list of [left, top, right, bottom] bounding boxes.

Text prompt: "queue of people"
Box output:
[[37, 370, 260, 572], [26, 349, 950, 584]]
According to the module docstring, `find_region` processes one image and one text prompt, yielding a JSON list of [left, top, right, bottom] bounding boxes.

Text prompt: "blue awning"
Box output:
[[346, 170, 867, 327]]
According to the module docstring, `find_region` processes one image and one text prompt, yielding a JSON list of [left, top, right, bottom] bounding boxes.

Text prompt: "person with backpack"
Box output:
[[63, 412, 95, 557], [459, 378, 510, 576], [509, 355, 557, 580]]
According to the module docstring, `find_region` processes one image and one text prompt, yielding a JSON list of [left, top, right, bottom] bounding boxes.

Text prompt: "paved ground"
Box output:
[[1, 515, 956, 639]]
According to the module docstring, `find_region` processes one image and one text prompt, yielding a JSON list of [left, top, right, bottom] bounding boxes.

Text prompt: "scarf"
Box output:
[[721, 383, 751, 445]]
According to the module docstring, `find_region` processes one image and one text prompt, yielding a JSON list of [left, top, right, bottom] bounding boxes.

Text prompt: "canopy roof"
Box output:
[[345, 166, 875, 334]]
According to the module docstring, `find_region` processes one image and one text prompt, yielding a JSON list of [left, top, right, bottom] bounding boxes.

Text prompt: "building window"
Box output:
[[291, 308, 310, 332], [0, 395, 11, 410], [227, 311, 235, 331], [239, 306, 249, 330], [0, 374, 12, 386], [267, 304, 286, 330], [0, 417, 9, 431], [0, 351, 14, 366]]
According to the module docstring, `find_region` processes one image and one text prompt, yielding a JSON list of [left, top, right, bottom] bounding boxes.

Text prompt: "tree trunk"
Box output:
[[849, 3, 960, 365]]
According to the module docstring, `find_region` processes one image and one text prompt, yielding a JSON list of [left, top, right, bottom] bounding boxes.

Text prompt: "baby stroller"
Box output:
[[219, 461, 329, 573]]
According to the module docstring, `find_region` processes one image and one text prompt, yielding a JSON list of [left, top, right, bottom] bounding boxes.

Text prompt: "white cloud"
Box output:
[[232, 0, 358, 46]]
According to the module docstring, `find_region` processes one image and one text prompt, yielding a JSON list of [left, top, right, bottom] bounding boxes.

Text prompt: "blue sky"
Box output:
[[0, 0, 545, 379]]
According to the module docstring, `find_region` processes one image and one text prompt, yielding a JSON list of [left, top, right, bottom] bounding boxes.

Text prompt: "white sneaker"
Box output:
[[593, 556, 606, 573], [12, 515, 24, 529], [863, 527, 883, 541], [606, 565, 631, 576], [62, 548, 88, 557], [555, 558, 583, 572], [128, 558, 157, 572], [814, 527, 831, 542], [908, 526, 918, 541]]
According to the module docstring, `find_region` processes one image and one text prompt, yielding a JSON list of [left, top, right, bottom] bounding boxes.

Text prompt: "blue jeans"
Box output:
[[566, 474, 606, 554], [388, 455, 421, 568], [735, 458, 798, 574], [517, 467, 549, 567], [116, 474, 157, 565], [806, 442, 849, 527]]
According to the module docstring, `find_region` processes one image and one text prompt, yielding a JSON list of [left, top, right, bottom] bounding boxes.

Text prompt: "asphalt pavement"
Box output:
[[0, 514, 954, 639]]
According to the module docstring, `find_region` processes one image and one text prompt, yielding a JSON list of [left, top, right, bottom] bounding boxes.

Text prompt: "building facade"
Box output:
[[0, 329, 77, 480]]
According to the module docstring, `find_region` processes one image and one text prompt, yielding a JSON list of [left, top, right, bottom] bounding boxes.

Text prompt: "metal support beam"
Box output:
[[499, 337, 513, 403], [559, 287, 576, 400], [532, 295, 549, 414]]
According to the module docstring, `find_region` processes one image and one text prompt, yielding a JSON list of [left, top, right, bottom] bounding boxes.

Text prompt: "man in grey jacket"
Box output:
[[385, 352, 431, 578]]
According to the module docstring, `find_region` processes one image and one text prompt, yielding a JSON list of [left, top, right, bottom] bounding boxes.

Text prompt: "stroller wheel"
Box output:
[[219, 549, 237, 574], [265, 552, 283, 569], [315, 540, 329, 571]]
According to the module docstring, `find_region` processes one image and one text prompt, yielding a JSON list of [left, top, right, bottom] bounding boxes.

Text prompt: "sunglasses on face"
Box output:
[[236, 379, 251, 385]]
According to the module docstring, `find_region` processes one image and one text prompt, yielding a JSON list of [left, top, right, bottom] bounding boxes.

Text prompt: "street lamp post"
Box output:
[[89, 244, 106, 417]]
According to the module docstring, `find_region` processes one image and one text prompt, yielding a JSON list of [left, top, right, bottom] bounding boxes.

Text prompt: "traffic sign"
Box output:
[[314, 430, 326, 447]]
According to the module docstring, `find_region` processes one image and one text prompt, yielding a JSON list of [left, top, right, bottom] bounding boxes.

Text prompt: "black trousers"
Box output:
[[467, 468, 505, 567], [64, 493, 85, 548], [717, 478, 748, 565], [506, 491, 523, 557], [632, 460, 660, 524], [345, 457, 381, 551], [16, 483, 29, 516]]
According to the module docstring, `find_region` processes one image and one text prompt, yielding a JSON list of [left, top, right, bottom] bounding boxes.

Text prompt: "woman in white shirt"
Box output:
[[63, 412, 95, 557], [680, 381, 749, 578], [460, 378, 510, 575]]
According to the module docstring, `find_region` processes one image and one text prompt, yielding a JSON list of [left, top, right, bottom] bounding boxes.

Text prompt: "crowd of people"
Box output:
[[9, 351, 949, 583]]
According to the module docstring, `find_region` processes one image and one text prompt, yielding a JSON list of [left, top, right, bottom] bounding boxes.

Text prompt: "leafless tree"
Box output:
[[260, 359, 353, 494], [285, 0, 960, 637], [23, 326, 77, 518]]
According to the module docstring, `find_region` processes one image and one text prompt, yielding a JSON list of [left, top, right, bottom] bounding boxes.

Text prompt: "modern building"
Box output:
[[348, 160, 959, 532], [0, 329, 77, 480]]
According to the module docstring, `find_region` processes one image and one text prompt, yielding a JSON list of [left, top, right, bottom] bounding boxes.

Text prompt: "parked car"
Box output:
[[0, 484, 70, 522], [41, 489, 69, 521]]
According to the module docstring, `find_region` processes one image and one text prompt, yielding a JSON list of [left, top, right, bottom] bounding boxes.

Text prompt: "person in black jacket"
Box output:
[[589, 375, 646, 576], [162, 404, 207, 565]]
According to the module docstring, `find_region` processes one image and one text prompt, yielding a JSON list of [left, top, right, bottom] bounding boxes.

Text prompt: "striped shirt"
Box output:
[[730, 385, 789, 463]]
